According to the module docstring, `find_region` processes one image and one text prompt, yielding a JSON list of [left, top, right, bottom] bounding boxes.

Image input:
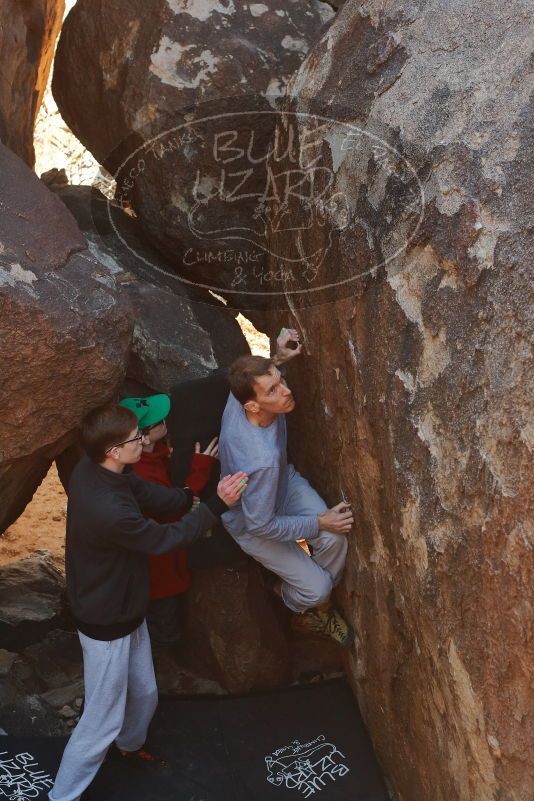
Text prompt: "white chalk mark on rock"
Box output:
[[0, 263, 38, 292], [249, 4, 268, 17], [150, 38, 220, 89], [166, 0, 235, 21], [281, 36, 309, 55]]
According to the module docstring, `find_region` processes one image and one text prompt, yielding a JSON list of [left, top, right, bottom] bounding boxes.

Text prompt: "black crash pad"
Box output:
[[0, 680, 388, 801]]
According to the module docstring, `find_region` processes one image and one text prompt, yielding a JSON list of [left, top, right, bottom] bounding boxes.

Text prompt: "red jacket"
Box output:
[[132, 440, 216, 599]]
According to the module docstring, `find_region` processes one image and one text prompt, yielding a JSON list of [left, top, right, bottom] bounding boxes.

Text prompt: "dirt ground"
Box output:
[[0, 466, 67, 571]]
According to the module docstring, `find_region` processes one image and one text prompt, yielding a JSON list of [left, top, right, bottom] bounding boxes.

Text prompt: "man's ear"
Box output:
[[244, 399, 259, 414]]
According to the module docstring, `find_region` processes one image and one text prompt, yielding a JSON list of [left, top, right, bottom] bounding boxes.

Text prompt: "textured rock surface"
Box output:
[[0, 650, 18, 707], [257, 2, 533, 800], [22, 630, 82, 691], [183, 559, 290, 693], [0, 553, 67, 650], [52, 0, 333, 295], [0, 143, 133, 533], [53, 185, 249, 392], [0, 694, 65, 736], [0, 0, 64, 166]]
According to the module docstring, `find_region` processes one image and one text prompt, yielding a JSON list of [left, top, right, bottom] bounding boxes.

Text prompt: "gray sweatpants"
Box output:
[[235, 471, 348, 613], [49, 620, 157, 801]]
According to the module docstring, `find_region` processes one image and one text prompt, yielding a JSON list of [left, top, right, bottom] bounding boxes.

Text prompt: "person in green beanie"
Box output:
[[119, 394, 220, 657]]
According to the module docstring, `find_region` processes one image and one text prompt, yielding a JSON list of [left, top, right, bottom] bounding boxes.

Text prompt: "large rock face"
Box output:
[[256, 2, 533, 800], [183, 560, 290, 694], [52, 0, 333, 296], [0, 553, 67, 651], [0, 0, 64, 166], [0, 144, 133, 533], [51, 184, 249, 392]]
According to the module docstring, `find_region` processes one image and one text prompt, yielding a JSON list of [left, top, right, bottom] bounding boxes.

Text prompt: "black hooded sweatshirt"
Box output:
[[65, 455, 227, 640]]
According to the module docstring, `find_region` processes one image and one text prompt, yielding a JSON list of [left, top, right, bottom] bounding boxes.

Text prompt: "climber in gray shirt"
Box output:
[[219, 328, 355, 647]]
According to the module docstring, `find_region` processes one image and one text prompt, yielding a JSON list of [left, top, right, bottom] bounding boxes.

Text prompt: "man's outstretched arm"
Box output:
[[109, 472, 247, 553], [107, 499, 225, 555], [128, 472, 193, 517]]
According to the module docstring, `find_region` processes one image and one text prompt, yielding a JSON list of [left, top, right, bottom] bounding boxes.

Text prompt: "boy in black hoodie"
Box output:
[[49, 404, 247, 801]]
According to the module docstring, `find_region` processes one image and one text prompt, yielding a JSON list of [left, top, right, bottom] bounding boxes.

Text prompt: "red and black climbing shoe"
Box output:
[[292, 603, 355, 648], [119, 747, 169, 769]]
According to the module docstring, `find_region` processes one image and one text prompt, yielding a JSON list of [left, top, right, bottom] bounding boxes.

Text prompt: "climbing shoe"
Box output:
[[293, 603, 355, 648], [121, 747, 167, 765], [115, 746, 170, 772]]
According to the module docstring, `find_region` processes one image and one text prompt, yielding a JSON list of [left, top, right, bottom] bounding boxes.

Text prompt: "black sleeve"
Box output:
[[107, 502, 219, 554], [203, 493, 228, 518], [127, 472, 193, 517]]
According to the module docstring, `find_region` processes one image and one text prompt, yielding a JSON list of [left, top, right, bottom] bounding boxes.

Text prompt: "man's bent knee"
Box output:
[[302, 572, 332, 609]]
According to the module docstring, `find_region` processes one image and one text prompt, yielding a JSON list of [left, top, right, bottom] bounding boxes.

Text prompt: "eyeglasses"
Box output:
[[105, 431, 144, 453]]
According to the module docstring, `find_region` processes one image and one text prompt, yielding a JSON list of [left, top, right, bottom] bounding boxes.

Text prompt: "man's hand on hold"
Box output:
[[217, 471, 248, 507], [273, 327, 303, 366], [318, 502, 354, 535]]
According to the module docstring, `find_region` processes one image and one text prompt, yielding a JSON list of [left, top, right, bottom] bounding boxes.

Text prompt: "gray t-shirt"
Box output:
[[219, 392, 319, 542]]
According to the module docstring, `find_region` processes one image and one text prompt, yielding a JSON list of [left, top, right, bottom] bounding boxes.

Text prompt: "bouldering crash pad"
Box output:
[[0, 680, 388, 800]]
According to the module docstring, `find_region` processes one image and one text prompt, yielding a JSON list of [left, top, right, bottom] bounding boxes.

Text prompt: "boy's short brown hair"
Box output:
[[81, 404, 138, 463], [228, 355, 275, 405]]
